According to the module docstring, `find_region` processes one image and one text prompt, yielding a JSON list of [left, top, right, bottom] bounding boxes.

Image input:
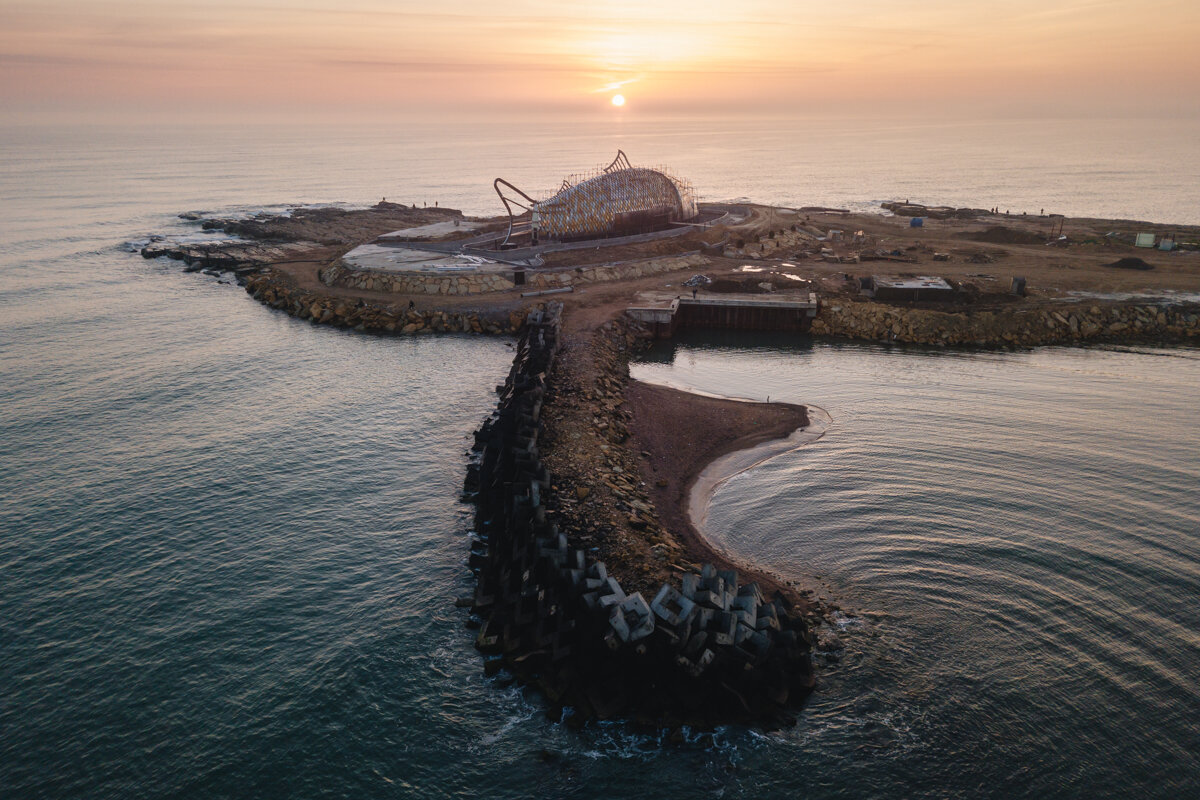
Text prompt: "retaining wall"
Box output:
[[320, 253, 710, 297]]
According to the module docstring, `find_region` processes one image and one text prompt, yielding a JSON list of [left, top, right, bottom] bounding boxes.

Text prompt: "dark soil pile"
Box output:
[[1105, 257, 1155, 270], [957, 226, 1045, 245]]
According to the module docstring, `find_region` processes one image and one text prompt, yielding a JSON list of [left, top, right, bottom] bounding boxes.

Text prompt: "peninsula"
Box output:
[[144, 160, 1200, 729]]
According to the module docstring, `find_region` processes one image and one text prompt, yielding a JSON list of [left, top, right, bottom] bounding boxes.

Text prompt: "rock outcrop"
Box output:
[[141, 240, 316, 273]]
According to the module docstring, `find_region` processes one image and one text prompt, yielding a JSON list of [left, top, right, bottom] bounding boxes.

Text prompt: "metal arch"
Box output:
[[603, 149, 632, 174], [493, 178, 539, 247]]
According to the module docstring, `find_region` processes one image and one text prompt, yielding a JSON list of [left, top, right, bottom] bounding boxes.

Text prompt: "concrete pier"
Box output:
[[627, 292, 818, 338]]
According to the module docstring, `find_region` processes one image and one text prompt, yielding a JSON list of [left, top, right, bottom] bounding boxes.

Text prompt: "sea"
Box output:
[[1, 117, 1198, 799]]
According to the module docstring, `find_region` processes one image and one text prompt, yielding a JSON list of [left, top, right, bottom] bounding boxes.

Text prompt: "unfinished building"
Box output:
[[493, 150, 698, 247]]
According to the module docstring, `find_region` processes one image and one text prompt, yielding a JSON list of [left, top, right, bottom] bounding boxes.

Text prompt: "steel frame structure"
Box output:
[[493, 151, 698, 247]]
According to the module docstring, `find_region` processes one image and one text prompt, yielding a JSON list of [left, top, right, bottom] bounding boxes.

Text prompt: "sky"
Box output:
[[2, 0, 1198, 122]]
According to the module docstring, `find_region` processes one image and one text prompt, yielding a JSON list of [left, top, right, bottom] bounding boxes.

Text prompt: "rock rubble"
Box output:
[[464, 303, 816, 730]]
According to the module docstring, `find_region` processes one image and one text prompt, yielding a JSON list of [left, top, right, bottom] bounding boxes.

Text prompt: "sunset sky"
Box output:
[[2, 0, 1197, 121]]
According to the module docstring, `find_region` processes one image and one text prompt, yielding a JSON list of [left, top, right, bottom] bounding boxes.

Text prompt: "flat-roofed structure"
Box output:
[[861, 275, 955, 302]]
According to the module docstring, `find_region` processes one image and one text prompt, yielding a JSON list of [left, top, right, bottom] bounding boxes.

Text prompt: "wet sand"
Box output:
[[625, 380, 814, 605]]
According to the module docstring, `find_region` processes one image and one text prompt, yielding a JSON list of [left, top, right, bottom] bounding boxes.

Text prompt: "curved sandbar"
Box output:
[[687, 402, 831, 539], [625, 379, 823, 605]]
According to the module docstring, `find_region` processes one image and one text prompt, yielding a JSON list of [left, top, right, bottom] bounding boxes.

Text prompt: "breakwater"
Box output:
[[812, 299, 1200, 347], [242, 270, 523, 334], [464, 303, 817, 729]]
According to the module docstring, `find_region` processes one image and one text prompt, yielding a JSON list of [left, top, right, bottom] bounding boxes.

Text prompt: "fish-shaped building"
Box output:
[[494, 151, 697, 246]]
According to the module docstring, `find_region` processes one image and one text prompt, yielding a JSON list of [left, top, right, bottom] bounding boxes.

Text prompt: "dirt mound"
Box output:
[[957, 226, 1045, 245], [952, 248, 1007, 264], [1105, 257, 1155, 271]]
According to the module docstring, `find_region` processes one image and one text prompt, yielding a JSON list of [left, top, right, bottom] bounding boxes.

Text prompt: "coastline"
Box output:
[[686, 403, 831, 554], [466, 306, 820, 728], [139, 198, 1200, 728], [624, 380, 819, 608]]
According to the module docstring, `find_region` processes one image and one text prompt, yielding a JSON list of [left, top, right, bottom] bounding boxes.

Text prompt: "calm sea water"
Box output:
[[2, 118, 1199, 799]]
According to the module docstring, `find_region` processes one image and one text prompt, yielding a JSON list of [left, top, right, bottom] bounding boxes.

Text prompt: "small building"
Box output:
[[861, 275, 954, 302]]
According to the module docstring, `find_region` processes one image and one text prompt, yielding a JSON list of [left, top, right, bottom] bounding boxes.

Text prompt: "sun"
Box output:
[[611, 94, 626, 107]]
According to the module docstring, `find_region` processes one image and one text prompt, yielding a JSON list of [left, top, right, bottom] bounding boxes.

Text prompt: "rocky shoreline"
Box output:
[[464, 304, 818, 730], [813, 298, 1200, 347], [140, 198, 1199, 731], [241, 269, 525, 335]]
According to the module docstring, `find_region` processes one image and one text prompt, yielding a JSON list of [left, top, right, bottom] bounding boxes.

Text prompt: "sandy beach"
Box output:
[[624, 380, 815, 604]]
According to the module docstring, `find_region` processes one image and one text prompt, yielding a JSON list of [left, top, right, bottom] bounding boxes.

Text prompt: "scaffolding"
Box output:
[[494, 151, 698, 247]]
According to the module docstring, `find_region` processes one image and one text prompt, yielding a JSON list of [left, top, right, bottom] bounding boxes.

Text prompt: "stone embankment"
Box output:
[[320, 253, 710, 297], [242, 269, 523, 334], [142, 240, 316, 273], [812, 299, 1200, 347], [464, 303, 816, 729]]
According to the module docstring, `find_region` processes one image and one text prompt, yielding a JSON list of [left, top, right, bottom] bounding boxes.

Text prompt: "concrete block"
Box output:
[[681, 573, 699, 600], [755, 614, 781, 632], [731, 594, 758, 612], [601, 577, 626, 601], [734, 606, 757, 630], [609, 605, 631, 641], [619, 592, 655, 642], [718, 569, 738, 595], [651, 584, 696, 627], [737, 582, 764, 605], [710, 611, 737, 646], [599, 592, 624, 609]]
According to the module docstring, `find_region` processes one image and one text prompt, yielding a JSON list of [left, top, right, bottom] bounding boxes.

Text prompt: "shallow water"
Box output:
[[633, 332, 1200, 797], [2, 119, 1199, 798]]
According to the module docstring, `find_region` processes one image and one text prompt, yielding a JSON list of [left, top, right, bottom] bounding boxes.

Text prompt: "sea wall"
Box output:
[[464, 304, 816, 729], [811, 299, 1200, 347], [242, 270, 523, 334], [319, 253, 710, 296]]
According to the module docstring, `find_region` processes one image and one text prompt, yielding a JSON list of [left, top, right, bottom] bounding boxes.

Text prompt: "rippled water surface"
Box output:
[[634, 333, 1200, 797], [2, 120, 1199, 799]]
